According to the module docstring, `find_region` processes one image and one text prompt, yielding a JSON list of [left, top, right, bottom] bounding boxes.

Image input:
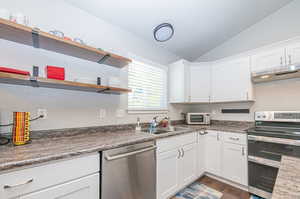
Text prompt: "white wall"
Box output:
[[196, 0, 300, 62], [0, 0, 183, 133]]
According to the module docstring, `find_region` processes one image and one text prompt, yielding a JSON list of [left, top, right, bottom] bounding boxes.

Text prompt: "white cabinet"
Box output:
[[169, 59, 190, 103], [286, 43, 300, 65], [157, 149, 181, 199], [19, 174, 99, 199], [197, 132, 206, 177], [169, 60, 211, 103], [222, 142, 247, 186], [180, 143, 198, 187], [204, 131, 222, 176], [0, 154, 100, 199], [189, 63, 211, 103], [251, 48, 286, 72], [156, 133, 197, 199], [211, 57, 253, 102]]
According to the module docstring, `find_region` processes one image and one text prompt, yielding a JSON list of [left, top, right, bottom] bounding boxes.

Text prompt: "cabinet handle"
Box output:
[[229, 137, 239, 141], [181, 148, 184, 157], [280, 57, 283, 65], [217, 134, 220, 141], [242, 147, 245, 156], [246, 92, 249, 100], [177, 149, 181, 159], [289, 55, 292, 65], [4, 179, 34, 189]]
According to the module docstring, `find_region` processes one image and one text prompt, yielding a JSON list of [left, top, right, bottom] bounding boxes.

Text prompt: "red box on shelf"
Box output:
[[45, 66, 65, 80], [0, 67, 30, 76]]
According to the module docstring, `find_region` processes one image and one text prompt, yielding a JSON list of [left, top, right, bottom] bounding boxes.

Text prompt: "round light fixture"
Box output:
[[153, 23, 174, 42]]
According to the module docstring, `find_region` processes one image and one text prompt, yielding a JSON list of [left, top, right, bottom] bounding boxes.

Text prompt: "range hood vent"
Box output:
[[251, 63, 300, 83]]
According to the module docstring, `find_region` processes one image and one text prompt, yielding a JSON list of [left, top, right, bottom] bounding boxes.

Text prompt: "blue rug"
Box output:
[[173, 182, 222, 199], [250, 195, 265, 199]]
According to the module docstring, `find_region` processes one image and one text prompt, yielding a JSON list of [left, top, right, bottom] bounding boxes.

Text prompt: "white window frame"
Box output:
[[127, 59, 168, 114]]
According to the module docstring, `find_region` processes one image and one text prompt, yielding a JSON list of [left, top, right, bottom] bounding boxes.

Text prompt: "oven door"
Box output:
[[248, 137, 300, 161], [248, 161, 278, 198]]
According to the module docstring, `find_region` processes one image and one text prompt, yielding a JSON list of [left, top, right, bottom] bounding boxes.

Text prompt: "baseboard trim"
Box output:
[[205, 172, 249, 192]]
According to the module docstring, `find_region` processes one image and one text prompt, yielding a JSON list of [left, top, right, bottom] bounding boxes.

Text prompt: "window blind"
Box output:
[[128, 61, 167, 111]]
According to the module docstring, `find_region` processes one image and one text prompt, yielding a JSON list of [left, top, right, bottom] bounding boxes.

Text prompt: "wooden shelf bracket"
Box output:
[[97, 54, 111, 64], [32, 28, 40, 48], [29, 76, 39, 87]]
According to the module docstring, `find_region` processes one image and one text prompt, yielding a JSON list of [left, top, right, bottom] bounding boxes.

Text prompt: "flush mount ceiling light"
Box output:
[[153, 23, 174, 42]]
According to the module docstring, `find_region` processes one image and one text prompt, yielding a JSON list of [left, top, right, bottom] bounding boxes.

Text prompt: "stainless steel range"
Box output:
[[247, 111, 300, 199]]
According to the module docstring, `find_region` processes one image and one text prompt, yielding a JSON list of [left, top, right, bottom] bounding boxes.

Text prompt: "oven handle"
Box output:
[[105, 146, 156, 161]]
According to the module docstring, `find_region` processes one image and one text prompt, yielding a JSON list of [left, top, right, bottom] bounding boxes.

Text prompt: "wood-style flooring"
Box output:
[[198, 176, 250, 199]]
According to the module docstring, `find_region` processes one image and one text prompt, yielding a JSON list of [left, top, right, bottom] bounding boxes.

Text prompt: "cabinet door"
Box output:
[[197, 133, 206, 177], [204, 131, 222, 176], [251, 48, 286, 73], [20, 174, 99, 199], [180, 143, 198, 187], [189, 63, 211, 102], [157, 149, 180, 199], [222, 142, 247, 186], [211, 57, 252, 102], [169, 60, 189, 103], [286, 43, 300, 65]]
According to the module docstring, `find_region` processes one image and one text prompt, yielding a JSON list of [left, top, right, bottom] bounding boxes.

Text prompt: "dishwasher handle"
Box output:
[[105, 146, 156, 161]]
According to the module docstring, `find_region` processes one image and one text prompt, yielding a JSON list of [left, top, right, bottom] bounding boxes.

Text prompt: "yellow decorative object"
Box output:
[[12, 112, 30, 145]]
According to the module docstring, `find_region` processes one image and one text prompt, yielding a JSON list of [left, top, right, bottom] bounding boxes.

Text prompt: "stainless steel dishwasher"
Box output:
[[101, 141, 156, 199]]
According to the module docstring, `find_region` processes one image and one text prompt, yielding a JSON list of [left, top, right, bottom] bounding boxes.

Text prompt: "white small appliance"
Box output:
[[186, 113, 210, 125]]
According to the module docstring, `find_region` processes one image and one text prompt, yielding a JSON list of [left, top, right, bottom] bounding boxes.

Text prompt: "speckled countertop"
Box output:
[[0, 120, 252, 172], [272, 156, 300, 199]]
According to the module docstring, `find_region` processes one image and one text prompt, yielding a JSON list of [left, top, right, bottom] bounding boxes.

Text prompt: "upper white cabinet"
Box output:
[[211, 57, 253, 102], [169, 60, 190, 103], [169, 60, 211, 103], [189, 63, 211, 103], [286, 43, 300, 65], [251, 47, 286, 73]]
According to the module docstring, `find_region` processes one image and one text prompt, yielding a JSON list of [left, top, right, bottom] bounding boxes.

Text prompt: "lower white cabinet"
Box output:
[[197, 132, 206, 177], [19, 173, 99, 199], [222, 142, 248, 186], [0, 154, 100, 199], [157, 148, 181, 199], [204, 131, 222, 176], [180, 143, 198, 187], [157, 133, 198, 199]]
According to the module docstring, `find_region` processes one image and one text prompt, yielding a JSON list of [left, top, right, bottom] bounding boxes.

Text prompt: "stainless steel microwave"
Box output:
[[186, 113, 211, 125]]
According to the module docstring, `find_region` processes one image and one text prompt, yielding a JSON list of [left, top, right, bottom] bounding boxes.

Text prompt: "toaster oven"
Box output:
[[186, 113, 210, 125]]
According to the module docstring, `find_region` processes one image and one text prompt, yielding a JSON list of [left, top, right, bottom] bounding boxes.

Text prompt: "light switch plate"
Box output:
[[116, 109, 125, 118], [99, 109, 106, 120]]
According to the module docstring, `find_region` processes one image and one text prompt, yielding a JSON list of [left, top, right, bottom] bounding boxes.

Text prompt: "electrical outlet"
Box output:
[[37, 109, 47, 119], [116, 109, 125, 118], [99, 109, 106, 120]]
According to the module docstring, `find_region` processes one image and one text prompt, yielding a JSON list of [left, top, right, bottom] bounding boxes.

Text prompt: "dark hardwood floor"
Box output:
[[198, 176, 250, 199]]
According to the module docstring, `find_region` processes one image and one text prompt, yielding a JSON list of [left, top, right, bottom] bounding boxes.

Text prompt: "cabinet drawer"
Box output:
[[0, 153, 99, 199], [157, 133, 197, 153], [223, 132, 247, 145]]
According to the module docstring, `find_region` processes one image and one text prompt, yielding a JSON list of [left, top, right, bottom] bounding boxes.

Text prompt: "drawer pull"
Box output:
[[229, 137, 239, 141], [4, 179, 34, 189]]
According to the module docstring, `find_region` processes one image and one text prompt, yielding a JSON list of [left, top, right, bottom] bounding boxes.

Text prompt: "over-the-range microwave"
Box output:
[[186, 113, 211, 125]]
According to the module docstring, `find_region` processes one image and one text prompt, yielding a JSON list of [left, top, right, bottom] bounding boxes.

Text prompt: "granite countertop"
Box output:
[[272, 156, 300, 199], [0, 121, 252, 172]]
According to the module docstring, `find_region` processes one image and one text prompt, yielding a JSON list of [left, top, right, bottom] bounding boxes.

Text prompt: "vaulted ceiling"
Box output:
[[66, 0, 293, 61]]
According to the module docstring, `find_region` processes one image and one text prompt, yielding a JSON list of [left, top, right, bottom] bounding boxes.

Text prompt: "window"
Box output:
[[128, 61, 167, 111]]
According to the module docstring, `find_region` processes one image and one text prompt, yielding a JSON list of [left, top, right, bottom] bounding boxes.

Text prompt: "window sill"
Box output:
[[127, 109, 169, 114]]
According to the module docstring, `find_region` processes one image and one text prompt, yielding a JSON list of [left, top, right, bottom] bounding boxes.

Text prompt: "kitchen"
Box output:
[[1, 0, 300, 199]]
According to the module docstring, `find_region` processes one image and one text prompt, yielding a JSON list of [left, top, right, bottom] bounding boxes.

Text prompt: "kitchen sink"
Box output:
[[141, 127, 189, 134]]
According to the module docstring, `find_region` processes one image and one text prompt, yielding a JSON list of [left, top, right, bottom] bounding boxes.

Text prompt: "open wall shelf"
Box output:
[[0, 72, 131, 94], [0, 18, 132, 68]]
